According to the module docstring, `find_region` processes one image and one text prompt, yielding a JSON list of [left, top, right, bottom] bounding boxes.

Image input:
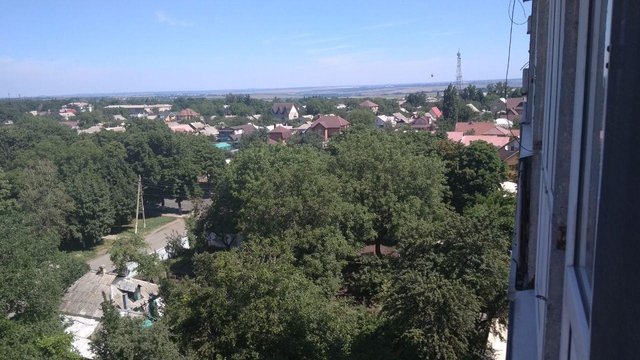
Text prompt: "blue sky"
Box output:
[[0, 0, 531, 96]]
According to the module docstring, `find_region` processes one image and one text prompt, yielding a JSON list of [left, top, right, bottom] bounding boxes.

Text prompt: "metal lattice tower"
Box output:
[[456, 50, 463, 91]]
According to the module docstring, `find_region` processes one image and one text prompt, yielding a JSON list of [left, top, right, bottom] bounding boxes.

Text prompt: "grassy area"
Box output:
[[69, 216, 177, 263]]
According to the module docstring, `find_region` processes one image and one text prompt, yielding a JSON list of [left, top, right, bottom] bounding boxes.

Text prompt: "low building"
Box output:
[[309, 115, 350, 141], [446, 131, 512, 148], [454, 121, 515, 137], [359, 100, 379, 114], [428, 106, 443, 119], [176, 108, 200, 121], [169, 124, 195, 133], [60, 271, 160, 320], [411, 116, 435, 131], [271, 103, 299, 121], [268, 126, 293, 143], [392, 112, 410, 124], [376, 115, 396, 128]]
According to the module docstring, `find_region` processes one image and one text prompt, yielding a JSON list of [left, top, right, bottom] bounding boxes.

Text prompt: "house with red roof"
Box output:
[[454, 121, 517, 137], [268, 126, 293, 143], [446, 132, 512, 148], [176, 108, 200, 121], [411, 116, 435, 131], [429, 106, 443, 119], [309, 115, 350, 141], [359, 100, 379, 114]]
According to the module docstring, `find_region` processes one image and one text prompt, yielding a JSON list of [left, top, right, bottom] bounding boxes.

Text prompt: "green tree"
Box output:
[[445, 140, 507, 212], [92, 302, 184, 360], [347, 108, 376, 127], [164, 248, 364, 360], [12, 160, 73, 239], [110, 233, 162, 279], [329, 128, 445, 256]]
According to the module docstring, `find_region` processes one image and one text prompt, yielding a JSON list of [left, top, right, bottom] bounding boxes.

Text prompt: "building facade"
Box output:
[[507, 1, 640, 359]]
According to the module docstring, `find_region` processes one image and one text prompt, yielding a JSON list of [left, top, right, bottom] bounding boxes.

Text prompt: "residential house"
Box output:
[[199, 125, 219, 137], [293, 121, 313, 133], [189, 121, 206, 131], [491, 98, 508, 113], [359, 100, 379, 114], [78, 125, 103, 134], [218, 123, 257, 142], [176, 108, 200, 122], [59, 109, 76, 119], [60, 270, 161, 358], [271, 103, 299, 121], [428, 106, 443, 120], [268, 126, 293, 143], [491, 97, 525, 116], [411, 116, 435, 131], [446, 132, 512, 148], [157, 111, 176, 122], [104, 104, 172, 112], [309, 115, 350, 141], [454, 121, 515, 137], [169, 124, 195, 133], [392, 112, 410, 124], [376, 115, 396, 128], [498, 138, 520, 180], [128, 108, 147, 119]]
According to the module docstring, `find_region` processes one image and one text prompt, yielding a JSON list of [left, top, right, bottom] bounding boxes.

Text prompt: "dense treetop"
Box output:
[[0, 92, 514, 359]]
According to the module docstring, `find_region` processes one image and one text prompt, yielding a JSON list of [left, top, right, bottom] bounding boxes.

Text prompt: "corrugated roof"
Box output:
[[60, 271, 159, 320]]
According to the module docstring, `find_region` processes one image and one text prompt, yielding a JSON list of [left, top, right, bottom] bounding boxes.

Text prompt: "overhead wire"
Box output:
[[504, 0, 532, 153]]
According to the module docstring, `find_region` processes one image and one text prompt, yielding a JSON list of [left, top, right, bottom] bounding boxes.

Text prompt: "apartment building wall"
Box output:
[[508, 0, 640, 359]]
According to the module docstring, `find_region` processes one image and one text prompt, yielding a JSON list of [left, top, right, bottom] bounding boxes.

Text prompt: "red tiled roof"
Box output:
[[359, 100, 378, 108], [506, 97, 525, 110], [310, 115, 350, 129], [447, 132, 512, 148], [446, 131, 464, 142], [429, 106, 443, 118], [269, 126, 292, 136], [461, 135, 512, 148], [454, 122, 511, 136]]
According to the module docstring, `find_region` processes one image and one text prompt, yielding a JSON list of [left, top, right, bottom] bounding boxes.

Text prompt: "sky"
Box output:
[[0, 0, 531, 97]]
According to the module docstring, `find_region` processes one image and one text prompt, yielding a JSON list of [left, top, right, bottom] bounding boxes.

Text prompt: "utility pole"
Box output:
[[135, 175, 141, 234], [140, 177, 146, 230], [456, 50, 463, 92]]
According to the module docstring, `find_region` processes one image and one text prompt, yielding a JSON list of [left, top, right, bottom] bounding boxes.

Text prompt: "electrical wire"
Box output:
[[508, 0, 528, 26], [504, 0, 532, 154]]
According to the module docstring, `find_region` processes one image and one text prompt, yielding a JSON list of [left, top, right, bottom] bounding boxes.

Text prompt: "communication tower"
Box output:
[[456, 50, 463, 91]]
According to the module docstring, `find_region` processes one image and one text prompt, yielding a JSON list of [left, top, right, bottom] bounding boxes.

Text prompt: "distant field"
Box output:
[[38, 79, 523, 100]]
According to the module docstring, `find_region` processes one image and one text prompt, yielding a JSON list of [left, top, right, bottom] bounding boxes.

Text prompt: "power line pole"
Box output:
[[141, 177, 146, 230], [456, 50, 463, 91], [135, 175, 141, 234]]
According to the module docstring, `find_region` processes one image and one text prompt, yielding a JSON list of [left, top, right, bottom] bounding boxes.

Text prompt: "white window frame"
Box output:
[[560, 0, 612, 358]]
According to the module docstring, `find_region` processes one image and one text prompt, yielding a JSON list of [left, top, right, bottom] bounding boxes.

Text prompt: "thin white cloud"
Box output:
[[155, 10, 194, 28]]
